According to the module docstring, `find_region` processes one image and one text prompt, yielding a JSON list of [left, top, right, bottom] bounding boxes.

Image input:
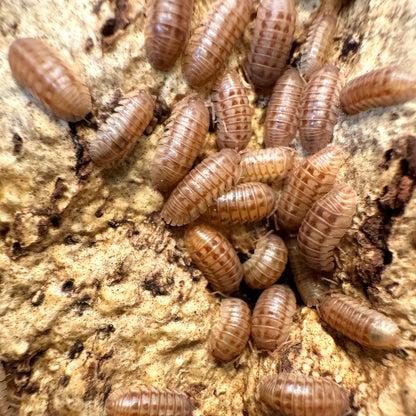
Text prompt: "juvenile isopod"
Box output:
[[182, 0, 253, 87], [151, 95, 209, 192], [208, 297, 251, 361], [251, 284, 296, 350], [8, 38, 92, 122], [259, 373, 350, 416], [89, 88, 155, 166], [244, 0, 296, 89], [264, 68, 303, 148], [298, 64, 344, 154], [184, 224, 243, 294], [105, 386, 192, 416], [299, 11, 338, 81], [275, 144, 345, 231], [239, 147, 296, 184], [297, 182, 357, 272], [203, 182, 277, 224], [212, 69, 252, 151], [161, 149, 241, 226], [144, 0, 194, 71], [243, 233, 288, 289], [340, 66, 416, 115], [319, 292, 402, 349]]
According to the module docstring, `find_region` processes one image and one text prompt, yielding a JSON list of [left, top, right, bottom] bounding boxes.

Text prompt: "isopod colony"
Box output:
[[3, 0, 416, 414]]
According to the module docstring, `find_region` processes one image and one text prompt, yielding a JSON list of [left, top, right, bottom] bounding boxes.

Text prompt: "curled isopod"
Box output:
[[340, 66, 416, 115], [182, 0, 253, 87], [8, 38, 91, 122], [244, 0, 296, 89], [297, 182, 357, 272], [298, 64, 344, 154], [239, 147, 296, 184], [264, 68, 303, 148], [209, 297, 251, 361], [184, 224, 243, 294], [151, 95, 209, 192], [243, 233, 288, 289], [212, 69, 252, 151], [161, 149, 241, 226], [259, 373, 350, 416], [299, 11, 338, 81], [251, 284, 296, 350], [275, 144, 345, 231], [203, 182, 277, 224], [105, 386, 192, 416], [89, 88, 155, 167], [144, 0, 194, 71]]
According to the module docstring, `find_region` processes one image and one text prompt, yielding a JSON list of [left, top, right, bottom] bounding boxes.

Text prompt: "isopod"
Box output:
[[212, 69, 252, 151], [299, 11, 338, 81], [297, 182, 357, 272], [243, 233, 288, 289], [244, 0, 296, 89], [298, 64, 344, 154], [8, 38, 91, 122], [251, 284, 296, 350], [203, 182, 277, 224], [161, 149, 241, 226], [182, 0, 253, 87], [275, 144, 345, 231], [264, 68, 303, 148], [239, 147, 296, 184], [151, 94, 209, 192], [105, 386, 192, 416], [259, 373, 350, 416], [208, 297, 251, 361], [144, 0, 194, 71], [340, 66, 416, 115], [184, 224, 243, 294], [89, 88, 155, 166]]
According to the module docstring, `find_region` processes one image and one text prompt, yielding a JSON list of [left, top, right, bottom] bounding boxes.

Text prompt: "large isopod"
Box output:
[[259, 373, 350, 416], [212, 69, 252, 151], [209, 297, 251, 361], [105, 386, 192, 416], [297, 182, 357, 272], [184, 224, 243, 294], [161, 149, 241, 226], [8, 38, 91, 122], [89, 88, 155, 167], [298, 64, 344, 154], [144, 0, 194, 71], [151, 95, 209, 192]]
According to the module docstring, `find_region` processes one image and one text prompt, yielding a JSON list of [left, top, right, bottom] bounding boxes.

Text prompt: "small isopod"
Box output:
[[203, 182, 277, 224], [340, 66, 416, 115], [8, 38, 92, 122], [89, 88, 155, 167], [297, 182, 357, 272], [259, 373, 350, 416], [144, 0, 194, 71], [105, 386, 192, 416], [151, 94, 209, 192], [161, 149, 241, 226], [264, 68, 303, 148], [184, 224, 243, 294], [275, 144, 345, 231], [298, 64, 344, 154], [209, 297, 251, 361], [243, 233, 288, 289], [251, 284, 296, 350], [212, 69, 252, 151], [182, 0, 253, 87], [244, 0, 296, 89]]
